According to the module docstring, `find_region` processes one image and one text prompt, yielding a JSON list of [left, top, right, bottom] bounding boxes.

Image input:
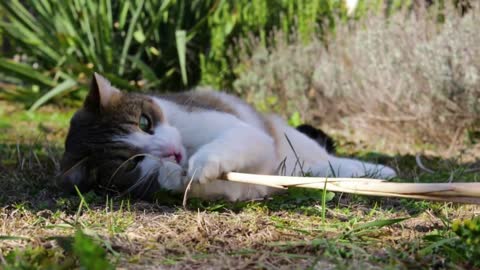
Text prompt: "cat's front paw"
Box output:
[[187, 151, 229, 184]]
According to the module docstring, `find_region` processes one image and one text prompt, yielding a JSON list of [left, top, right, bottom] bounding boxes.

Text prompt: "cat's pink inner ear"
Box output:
[[93, 73, 120, 107]]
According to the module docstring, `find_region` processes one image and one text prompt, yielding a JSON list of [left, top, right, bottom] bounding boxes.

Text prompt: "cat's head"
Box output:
[[59, 73, 186, 197]]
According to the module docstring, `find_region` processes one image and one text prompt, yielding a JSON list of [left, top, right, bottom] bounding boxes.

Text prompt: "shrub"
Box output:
[[233, 2, 480, 151]]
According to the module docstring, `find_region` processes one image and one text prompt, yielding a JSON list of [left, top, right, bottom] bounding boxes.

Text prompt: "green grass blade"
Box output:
[[0, 21, 61, 64], [102, 73, 138, 91], [321, 177, 328, 223], [0, 59, 55, 87], [118, 1, 131, 29], [80, 3, 97, 62], [175, 30, 188, 86], [0, 1, 62, 63], [0, 235, 31, 241], [98, 0, 114, 70], [132, 0, 175, 59], [2, 0, 42, 35], [353, 217, 410, 232], [28, 79, 77, 112], [61, 2, 96, 66], [128, 56, 161, 86], [118, 0, 145, 75], [419, 237, 457, 256]]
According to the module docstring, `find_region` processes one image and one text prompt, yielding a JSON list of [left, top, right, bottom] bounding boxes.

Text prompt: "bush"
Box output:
[[233, 2, 480, 150]]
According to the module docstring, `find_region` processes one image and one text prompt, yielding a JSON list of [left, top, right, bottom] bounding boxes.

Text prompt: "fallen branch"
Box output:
[[223, 172, 480, 204]]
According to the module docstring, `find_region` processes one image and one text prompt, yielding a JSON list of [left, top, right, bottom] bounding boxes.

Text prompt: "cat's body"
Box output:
[[60, 74, 396, 201]]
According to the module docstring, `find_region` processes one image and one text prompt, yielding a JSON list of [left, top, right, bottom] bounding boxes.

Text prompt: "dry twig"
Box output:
[[223, 172, 480, 204]]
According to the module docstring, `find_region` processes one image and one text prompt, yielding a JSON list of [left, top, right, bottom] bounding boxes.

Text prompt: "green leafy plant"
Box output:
[[0, 0, 352, 110], [0, 0, 215, 109], [3, 246, 68, 270], [2, 230, 114, 270], [199, 0, 349, 89], [73, 230, 115, 270], [452, 217, 480, 264]]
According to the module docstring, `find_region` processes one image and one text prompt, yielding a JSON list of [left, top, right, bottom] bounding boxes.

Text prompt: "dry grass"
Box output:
[[2, 194, 479, 269]]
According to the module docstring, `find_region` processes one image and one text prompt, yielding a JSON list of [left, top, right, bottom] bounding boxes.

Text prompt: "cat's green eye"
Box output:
[[139, 114, 152, 133]]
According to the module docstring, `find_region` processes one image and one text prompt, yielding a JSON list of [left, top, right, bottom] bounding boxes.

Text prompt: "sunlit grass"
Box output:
[[0, 104, 479, 268]]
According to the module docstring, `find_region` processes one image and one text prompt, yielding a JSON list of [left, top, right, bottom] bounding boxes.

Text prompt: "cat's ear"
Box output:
[[84, 73, 121, 111]]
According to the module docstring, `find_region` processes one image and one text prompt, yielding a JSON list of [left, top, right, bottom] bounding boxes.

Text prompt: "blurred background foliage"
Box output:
[[0, 0, 414, 110], [0, 0, 478, 152]]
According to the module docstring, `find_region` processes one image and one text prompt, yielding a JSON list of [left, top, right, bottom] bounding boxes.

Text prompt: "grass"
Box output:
[[1, 101, 479, 269]]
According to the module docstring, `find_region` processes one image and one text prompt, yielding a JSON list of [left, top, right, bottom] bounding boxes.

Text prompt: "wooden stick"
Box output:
[[310, 183, 480, 204], [223, 172, 480, 204], [226, 172, 386, 185]]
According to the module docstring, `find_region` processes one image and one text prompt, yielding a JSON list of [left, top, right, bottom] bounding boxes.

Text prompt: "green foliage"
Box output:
[[1, 0, 472, 113], [0, 0, 216, 108], [452, 217, 480, 264], [2, 230, 114, 270], [199, 0, 348, 89], [73, 230, 115, 270], [288, 112, 303, 127], [3, 246, 69, 270], [348, 217, 410, 235], [418, 216, 480, 268], [0, 0, 351, 109]]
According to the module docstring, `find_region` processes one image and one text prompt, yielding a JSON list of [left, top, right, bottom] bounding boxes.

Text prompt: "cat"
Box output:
[[60, 73, 396, 201]]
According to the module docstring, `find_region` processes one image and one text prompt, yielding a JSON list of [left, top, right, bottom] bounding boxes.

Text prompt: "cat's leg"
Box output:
[[308, 155, 397, 178], [267, 115, 396, 179], [187, 123, 277, 183]]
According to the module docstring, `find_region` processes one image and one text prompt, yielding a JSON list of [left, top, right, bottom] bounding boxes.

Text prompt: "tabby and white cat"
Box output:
[[60, 74, 396, 201]]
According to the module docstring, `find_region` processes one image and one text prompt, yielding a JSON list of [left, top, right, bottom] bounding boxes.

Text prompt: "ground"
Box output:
[[0, 101, 479, 269]]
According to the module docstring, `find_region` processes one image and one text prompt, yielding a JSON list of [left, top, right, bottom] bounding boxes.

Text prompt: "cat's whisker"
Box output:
[[121, 171, 155, 197], [126, 162, 184, 198], [182, 169, 197, 208], [107, 153, 163, 188], [125, 163, 168, 195], [60, 157, 88, 177]]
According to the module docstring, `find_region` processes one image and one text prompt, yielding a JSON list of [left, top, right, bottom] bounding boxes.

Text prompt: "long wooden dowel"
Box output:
[[223, 172, 480, 204]]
